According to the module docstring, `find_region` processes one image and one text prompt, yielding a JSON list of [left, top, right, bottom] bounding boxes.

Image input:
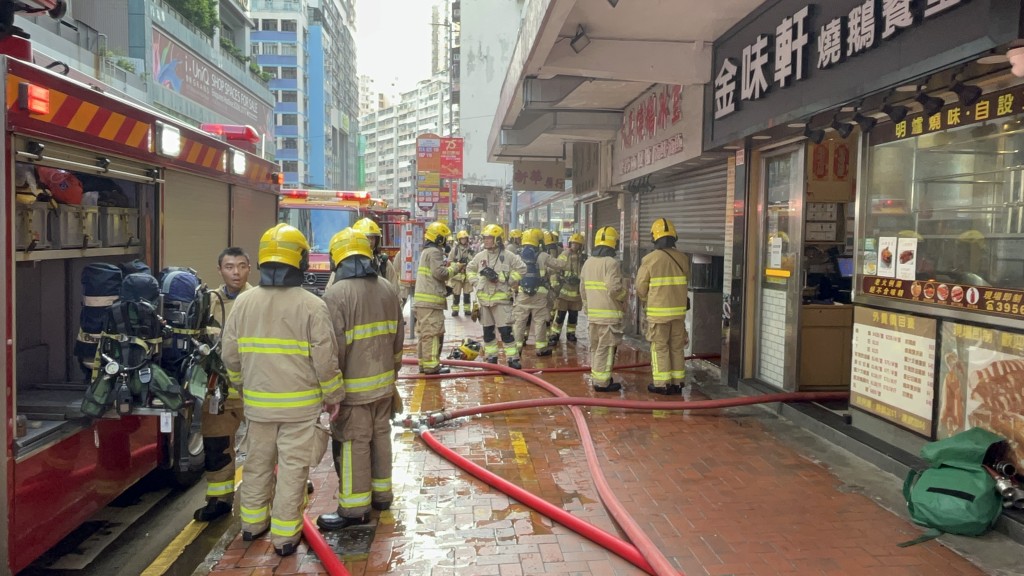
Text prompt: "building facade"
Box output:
[[19, 0, 277, 158], [360, 73, 459, 215], [250, 0, 358, 188]]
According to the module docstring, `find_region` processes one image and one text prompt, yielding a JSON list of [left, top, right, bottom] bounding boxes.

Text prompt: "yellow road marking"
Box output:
[[509, 431, 530, 466], [141, 466, 245, 575], [410, 379, 426, 413]]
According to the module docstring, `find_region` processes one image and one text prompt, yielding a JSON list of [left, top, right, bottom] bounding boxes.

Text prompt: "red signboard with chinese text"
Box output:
[[440, 137, 463, 179]]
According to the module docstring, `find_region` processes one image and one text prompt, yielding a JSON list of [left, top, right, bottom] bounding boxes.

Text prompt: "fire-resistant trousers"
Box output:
[[330, 396, 394, 517], [240, 419, 318, 549], [588, 322, 622, 386], [480, 303, 516, 358], [414, 307, 446, 373], [200, 395, 244, 501], [449, 281, 471, 313], [646, 319, 689, 388], [513, 303, 551, 355]]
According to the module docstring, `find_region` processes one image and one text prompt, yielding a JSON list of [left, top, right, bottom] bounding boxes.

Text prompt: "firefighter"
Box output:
[[549, 232, 586, 345], [506, 228, 523, 255], [317, 228, 405, 530], [580, 226, 626, 393], [221, 224, 344, 557], [448, 230, 475, 317], [413, 222, 463, 374], [353, 217, 400, 287], [193, 247, 253, 522], [637, 218, 691, 395], [467, 224, 526, 365], [511, 229, 566, 364]]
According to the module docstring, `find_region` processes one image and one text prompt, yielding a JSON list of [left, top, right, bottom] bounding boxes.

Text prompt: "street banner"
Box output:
[[440, 137, 464, 179]]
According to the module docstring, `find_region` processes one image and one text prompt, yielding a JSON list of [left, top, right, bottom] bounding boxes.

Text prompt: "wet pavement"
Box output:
[[196, 312, 1024, 576]]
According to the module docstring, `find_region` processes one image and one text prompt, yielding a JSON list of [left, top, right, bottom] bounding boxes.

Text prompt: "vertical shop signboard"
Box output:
[[416, 134, 442, 210], [400, 221, 424, 285], [937, 322, 1024, 473], [440, 137, 464, 179], [850, 307, 936, 436]]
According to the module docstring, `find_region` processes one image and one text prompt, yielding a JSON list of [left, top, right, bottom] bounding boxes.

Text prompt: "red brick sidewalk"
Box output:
[[200, 314, 1009, 576]]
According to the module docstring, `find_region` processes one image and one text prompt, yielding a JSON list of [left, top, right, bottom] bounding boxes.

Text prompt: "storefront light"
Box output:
[[852, 113, 878, 134], [155, 121, 181, 158], [231, 149, 247, 175], [831, 118, 854, 139], [804, 125, 825, 144], [951, 82, 982, 106], [882, 103, 909, 123], [915, 92, 946, 116]]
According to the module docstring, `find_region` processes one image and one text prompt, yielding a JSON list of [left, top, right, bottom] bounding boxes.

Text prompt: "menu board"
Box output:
[[850, 307, 937, 436], [859, 276, 1024, 321], [937, 322, 1024, 473]]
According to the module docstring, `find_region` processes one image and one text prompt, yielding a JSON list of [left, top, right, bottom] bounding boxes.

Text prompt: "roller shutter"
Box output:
[[230, 186, 279, 267], [163, 171, 229, 284], [640, 164, 727, 256], [590, 196, 619, 237]]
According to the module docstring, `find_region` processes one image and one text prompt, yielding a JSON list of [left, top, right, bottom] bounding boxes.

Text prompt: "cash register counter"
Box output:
[[799, 304, 853, 391]]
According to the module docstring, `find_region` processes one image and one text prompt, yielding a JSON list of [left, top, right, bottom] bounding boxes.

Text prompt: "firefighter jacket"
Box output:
[[636, 248, 690, 323], [580, 254, 626, 325], [323, 276, 405, 405], [413, 244, 457, 310], [448, 243, 475, 283], [210, 282, 253, 396], [221, 286, 343, 423], [506, 243, 522, 256], [467, 248, 526, 306], [327, 254, 399, 289], [555, 252, 585, 303], [517, 251, 566, 308]]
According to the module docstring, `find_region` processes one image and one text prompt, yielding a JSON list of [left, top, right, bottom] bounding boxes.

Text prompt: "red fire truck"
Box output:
[[0, 5, 281, 573], [277, 189, 409, 293]]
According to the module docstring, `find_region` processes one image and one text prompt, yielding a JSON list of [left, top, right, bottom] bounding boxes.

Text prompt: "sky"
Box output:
[[356, 0, 435, 94]]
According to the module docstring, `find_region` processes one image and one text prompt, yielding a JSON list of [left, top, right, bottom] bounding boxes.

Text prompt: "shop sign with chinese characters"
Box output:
[[875, 85, 1024, 144], [512, 160, 566, 192], [850, 307, 936, 436], [707, 0, 1018, 149], [860, 275, 1024, 320], [612, 84, 702, 184]]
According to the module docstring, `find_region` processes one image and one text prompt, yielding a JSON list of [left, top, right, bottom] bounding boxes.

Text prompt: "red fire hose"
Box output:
[[397, 356, 719, 380], [302, 513, 351, 576]]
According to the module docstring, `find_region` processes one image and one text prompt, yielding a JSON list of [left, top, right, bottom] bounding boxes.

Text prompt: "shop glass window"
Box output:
[[862, 117, 1024, 289]]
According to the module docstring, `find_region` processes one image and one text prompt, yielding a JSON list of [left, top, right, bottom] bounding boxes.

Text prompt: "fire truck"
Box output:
[[277, 189, 409, 293], [0, 3, 282, 573]]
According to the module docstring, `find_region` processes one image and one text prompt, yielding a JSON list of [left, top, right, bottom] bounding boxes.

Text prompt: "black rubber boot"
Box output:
[[536, 347, 553, 357], [486, 356, 498, 364], [567, 333, 577, 343], [647, 383, 671, 395], [316, 511, 370, 531], [275, 542, 297, 557], [420, 366, 451, 375], [242, 526, 268, 541], [508, 357, 522, 369], [194, 498, 233, 522], [372, 501, 392, 511], [593, 380, 622, 393]]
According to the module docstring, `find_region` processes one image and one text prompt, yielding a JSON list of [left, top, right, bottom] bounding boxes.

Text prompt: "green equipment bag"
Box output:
[[146, 364, 185, 413], [81, 374, 114, 418], [899, 427, 1005, 546]]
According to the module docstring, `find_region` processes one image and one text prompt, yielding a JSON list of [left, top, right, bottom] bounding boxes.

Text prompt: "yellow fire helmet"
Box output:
[[329, 227, 373, 269], [543, 231, 558, 247], [449, 338, 482, 361], [456, 230, 470, 240], [522, 228, 544, 247], [594, 226, 619, 249], [651, 218, 678, 242], [569, 232, 585, 245], [259, 223, 310, 270], [425, 221, 452, 244], [353, 217, 382, 238], [509, 228, 523, 240], [482, 224, 504, 239]]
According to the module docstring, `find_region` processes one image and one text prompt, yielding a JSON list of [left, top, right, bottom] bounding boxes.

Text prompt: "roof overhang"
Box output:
[[488, 0, 764, 162]]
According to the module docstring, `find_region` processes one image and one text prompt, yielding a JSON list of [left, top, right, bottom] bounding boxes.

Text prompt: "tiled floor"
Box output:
[[200, 313, 1014, 576]]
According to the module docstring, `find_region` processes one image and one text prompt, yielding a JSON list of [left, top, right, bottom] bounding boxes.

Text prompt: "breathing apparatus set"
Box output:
[[80, 263, 226, 418]]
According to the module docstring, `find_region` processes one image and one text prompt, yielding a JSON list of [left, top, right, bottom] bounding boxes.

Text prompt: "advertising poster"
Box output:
[[937, 322, 1024, 472], [895, 237, 918, 281], [439, 137, 464, 179], [850, 307, 936, 435], [877, 237, 897, 278]]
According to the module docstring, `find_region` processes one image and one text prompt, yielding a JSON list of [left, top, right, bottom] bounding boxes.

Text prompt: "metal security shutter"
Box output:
[[230, 186, 279, 268], [641, 164, 727, 256], [591, 196, 618, 237], [163, 171, 229, 284]]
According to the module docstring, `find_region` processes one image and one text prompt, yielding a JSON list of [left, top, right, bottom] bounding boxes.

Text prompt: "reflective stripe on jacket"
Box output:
[[555, 251, 585, 302], [413, 245, 454, 310], [221, 286, 343, 422], [580, 255, 625, 325], [636, 248, 690, 323], [467, 248, 526, 305], [323, 276, 405, 405]]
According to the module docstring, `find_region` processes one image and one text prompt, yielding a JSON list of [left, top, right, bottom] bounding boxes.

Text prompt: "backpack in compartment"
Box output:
[[75, 263, 123, 380], [36, 167, 84, 205], [159, 267, 205, 374], [120, 259, 152, 277]]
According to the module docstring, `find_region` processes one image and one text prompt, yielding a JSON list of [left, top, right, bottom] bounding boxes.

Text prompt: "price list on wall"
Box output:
[[850, 307, 936, 436]]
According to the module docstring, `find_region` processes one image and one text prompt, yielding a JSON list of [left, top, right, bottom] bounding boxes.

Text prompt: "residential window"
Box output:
[[261, 19, 277, 31], [282, 161, 299, 172], [281, 91, 298, 103], [262, 66, 278, 78], [281, 19, 297, 32], [281, 44, 298, 56], [281, 67, 297, 80], [283, 138, 298, 149], [281, 114, 298, 126], [251, 43, 259, 55], [263, 43, 279, 56]]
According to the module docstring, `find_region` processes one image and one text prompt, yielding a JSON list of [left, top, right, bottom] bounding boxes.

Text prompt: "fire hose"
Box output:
[[300, 356, 847, 576], [401, 357, 848, 576], [397, 355, 720, 380]]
